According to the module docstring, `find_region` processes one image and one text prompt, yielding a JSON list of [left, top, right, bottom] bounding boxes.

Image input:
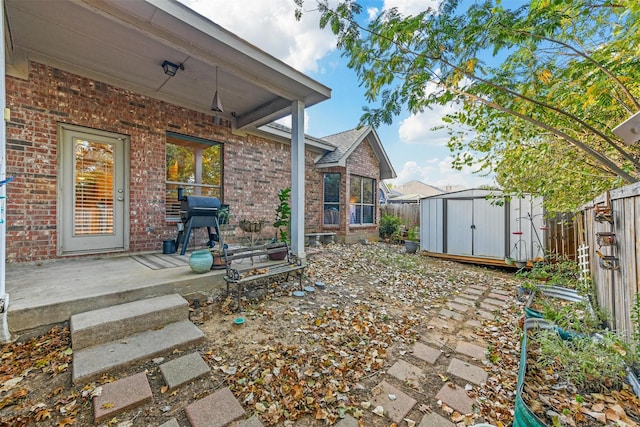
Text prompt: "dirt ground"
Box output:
[[0, 243, 522, 427]]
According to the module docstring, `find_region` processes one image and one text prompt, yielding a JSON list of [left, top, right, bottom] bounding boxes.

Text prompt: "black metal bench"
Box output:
[[222, 242, 306, 310]]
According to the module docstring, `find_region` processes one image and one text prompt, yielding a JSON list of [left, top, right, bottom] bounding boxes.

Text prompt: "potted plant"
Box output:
[[405, 226, 420, 254], [269, 187, 291, 260]]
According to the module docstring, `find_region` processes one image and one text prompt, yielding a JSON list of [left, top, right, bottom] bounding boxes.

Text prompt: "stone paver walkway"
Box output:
[[90, 276, 510, 426]]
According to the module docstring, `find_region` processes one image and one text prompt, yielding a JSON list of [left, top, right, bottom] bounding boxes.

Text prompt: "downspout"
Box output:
[[290, 100, 305, 259], [0, 0, 10, 343]]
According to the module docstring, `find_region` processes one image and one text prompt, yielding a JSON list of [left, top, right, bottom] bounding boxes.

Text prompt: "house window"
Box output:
[[323, 173, 341, 225], [350, 175, 375, 225], [165, 133, 222, 220]]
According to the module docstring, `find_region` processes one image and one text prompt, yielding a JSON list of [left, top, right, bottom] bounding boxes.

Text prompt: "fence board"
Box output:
[[581, 184, 640, 341], [380, 204, 420, 228]]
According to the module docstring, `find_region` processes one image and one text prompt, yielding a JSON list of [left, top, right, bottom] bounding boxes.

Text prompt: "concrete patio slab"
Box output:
[[483, 297, 507, 307], [438, 309, 464, 321], [335, 415, 360, 427], [447, 358, 488, 385], [159, 418, 180, 427], [370, 381, 417, 424], [447, 302, 470, 313], [455, 342, 487, 361], [387, 359, 424, 386], [92, 372, 152, 423], [236, 415, 264, 427], [185, 387, 245, 427], [487, 292, 512, 301], [411, 341, 442, 364], [453, 297, 476, 306], [435, 384, 475, 415], [419, 412, 455, 427], [160, 352, 211, 390]]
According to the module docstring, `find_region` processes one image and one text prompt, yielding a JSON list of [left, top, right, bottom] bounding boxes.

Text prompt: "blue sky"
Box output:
[[179, 0, 496, 190]]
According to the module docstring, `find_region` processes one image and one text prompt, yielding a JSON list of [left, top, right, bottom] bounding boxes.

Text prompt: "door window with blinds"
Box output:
[[165, 133, 222, 220], [74, 139, 115, 234]]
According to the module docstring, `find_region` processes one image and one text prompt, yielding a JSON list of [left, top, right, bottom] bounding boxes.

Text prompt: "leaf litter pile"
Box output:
[[8, 242, 628, 426]]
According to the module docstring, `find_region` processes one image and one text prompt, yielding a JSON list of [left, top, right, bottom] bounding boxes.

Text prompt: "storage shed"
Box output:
[[420, 189, 546, 266]]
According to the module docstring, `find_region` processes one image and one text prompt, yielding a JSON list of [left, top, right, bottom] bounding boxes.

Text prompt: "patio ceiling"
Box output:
[[4, 0, 331, 130]]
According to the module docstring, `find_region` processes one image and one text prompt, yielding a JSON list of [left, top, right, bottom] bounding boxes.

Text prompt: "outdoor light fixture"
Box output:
[[612, 111, 640, 145], [162, 60, 184, 77], [210, 66, 223, 112]]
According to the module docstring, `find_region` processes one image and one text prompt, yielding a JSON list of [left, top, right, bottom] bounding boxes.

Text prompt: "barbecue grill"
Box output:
[[175, 194, 222, 255]]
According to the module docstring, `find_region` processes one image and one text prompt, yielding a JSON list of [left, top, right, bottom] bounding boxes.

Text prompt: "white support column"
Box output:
[[0, 0, 10, 342], [290, 100, 305, 258]]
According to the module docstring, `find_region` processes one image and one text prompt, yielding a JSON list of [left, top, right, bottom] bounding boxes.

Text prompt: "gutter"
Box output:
[[1, 0, 10, 342]]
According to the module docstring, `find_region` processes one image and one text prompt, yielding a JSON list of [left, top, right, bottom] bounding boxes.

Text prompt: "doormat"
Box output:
[[131, 253, 190, 270]]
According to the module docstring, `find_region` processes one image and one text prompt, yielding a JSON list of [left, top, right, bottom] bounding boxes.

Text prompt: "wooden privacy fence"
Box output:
[[581, 183, 640, 341], [380, 203, 420, 228]]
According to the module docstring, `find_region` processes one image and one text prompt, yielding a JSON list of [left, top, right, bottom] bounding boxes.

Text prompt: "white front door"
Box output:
[[58, 124, 129, 254]]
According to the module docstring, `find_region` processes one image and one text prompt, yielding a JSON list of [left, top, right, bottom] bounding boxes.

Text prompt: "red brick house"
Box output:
[[1, 0, 396, 265]]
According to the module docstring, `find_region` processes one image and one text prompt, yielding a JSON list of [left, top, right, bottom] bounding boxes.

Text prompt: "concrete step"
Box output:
[[70, 294, 189, 350], [72, 319, 204, 385]]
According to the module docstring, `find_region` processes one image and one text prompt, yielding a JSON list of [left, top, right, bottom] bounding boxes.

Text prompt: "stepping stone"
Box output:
[[159, 418, 180, 427], [335, 415, 359, 427], [447, 358, 488, 385], [478, 302, 501, 312], [447, 302, 470, 313], [237, 415, 264, 427], [438, 309, 464, 321], [419, 412, 455, 427], [468, 285, 488, 293], [387, 360, 423, 386], [160, 352, 210, 391], [464, 287, 484, 295], [464, 319, 482, 328], [459, 292, 482, 301], [428, 317, 454, 330], [455, 342, 487, 361], [370, 381, 417, 424], [185, 387, 244, 427], [490, 288, 511, 295], [411, 342, 442, 364], [483, 297, 506, 307], [474, 310, 494, 320], [453, 297, 475, 306], [93, 372, 152, 423], [435, 383, 475, 414], [487, 292, 511, 301]]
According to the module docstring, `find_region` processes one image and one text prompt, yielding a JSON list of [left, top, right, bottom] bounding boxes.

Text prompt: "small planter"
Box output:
[[189, 249, 213, 273], [405, 240, 419, 254], [599, 255, 619, 270], [596, 231, 616, 246], [594, 205, 613, 224], [239, 219, 264, 233]]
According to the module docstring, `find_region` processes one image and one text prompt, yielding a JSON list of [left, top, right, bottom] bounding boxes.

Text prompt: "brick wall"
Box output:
[[4, 62, 322, 262]]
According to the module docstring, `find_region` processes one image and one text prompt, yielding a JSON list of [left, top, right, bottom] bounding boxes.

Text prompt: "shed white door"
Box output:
[[446, 199, 473, 255], [59, 125, 128, 254], [473, 199, 505, 258], [445, 198, 505, 258]]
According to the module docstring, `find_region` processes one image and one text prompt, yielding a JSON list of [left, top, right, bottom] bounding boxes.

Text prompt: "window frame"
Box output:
[[165, 132, 222, 221], [323, 172, 341, 226], [349, 175, 376, 225]]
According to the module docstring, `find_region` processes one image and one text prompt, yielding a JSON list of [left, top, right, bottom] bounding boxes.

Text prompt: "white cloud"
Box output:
[[178, 0, 336, 73], [383, 0, 439, 16], [398, 101, 460, 145], [388, 155, 495, 190]]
